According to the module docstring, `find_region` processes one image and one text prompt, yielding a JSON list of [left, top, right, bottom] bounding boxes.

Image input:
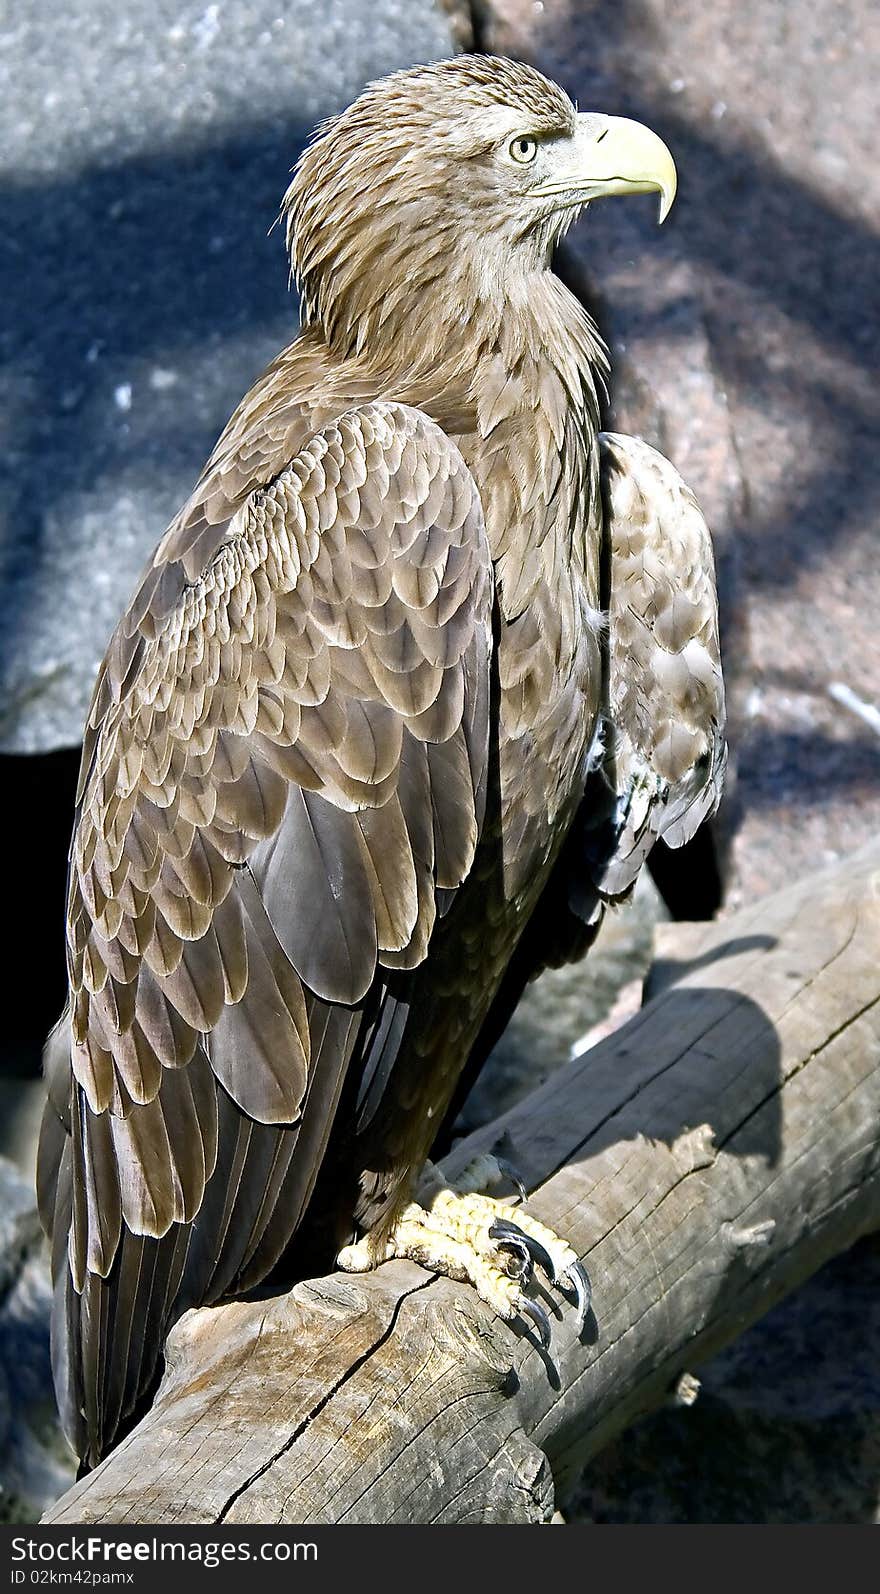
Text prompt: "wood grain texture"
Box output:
[[45, 840, 880, 1524]]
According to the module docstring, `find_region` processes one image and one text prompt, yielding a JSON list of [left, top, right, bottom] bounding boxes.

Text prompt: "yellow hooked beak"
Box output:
[[535, 113, 678, 223]]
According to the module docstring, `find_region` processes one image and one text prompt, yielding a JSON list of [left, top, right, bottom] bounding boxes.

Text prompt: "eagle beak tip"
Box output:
[[571, 114, 678, 227], [658, 187, 675, 225]]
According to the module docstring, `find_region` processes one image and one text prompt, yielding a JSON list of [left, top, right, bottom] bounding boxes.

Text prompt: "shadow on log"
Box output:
[[45, 842, 880, 1525]]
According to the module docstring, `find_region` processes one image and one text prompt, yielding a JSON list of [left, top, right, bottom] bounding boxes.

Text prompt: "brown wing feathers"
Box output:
[[40, 401, 492, 1462], [587, 432, 726, 898]]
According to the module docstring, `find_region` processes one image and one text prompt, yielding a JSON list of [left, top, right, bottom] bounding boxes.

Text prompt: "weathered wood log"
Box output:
[[45, 842, 880, 1525]]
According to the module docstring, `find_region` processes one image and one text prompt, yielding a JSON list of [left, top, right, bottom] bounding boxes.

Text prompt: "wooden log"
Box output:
[[45, 841, 880, 1525]]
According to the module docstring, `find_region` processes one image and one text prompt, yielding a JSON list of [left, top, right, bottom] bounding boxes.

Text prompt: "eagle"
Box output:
[[37, 54, 726, 1468]]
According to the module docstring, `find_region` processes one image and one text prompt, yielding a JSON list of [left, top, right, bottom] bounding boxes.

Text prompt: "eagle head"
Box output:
[[283, 55, 676, 358]]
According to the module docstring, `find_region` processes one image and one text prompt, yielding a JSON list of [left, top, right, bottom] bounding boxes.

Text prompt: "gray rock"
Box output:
[[0, 1079, 46, 1189], [0, 1157, 74, 1522], [0, 1161, 42, 1303], [1, 0, 456, 752]]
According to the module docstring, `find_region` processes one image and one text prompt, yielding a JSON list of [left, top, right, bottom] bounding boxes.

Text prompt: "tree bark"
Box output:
[[45, 841, 880, 1525]]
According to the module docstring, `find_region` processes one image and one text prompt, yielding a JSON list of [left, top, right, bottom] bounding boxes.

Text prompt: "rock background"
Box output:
[[0, 1160, 74, 1521], [0, 0, 452, 754], [1, 0, 877, 1525], [468, 0, 880, 909]]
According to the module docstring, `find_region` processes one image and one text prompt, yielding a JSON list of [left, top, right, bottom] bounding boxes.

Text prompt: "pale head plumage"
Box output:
[[283, 56, 584, 358]]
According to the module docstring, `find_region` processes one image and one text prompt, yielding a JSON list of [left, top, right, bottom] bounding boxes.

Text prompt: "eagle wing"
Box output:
[[38, 400, 492, 1461], [581, 431, 727, 901]]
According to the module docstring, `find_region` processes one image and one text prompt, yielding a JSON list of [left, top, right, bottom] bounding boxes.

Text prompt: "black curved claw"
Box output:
[[519, 1297, 551, 1350], [489, 1219, 557, 1284], [563, 1261, 592, 1328], [488, 1228, 533, 1283], [495, 1156, 528, 1203]]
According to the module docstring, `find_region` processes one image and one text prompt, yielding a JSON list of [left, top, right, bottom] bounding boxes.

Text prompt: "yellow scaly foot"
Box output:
[[337, 1153, 591, 1347]]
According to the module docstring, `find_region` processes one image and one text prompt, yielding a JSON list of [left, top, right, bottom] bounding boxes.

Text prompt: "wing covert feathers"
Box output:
[[41, 403, 492, 1458], [592, 432, 727, 897]]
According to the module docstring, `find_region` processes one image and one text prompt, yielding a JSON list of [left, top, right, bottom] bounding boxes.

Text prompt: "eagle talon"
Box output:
[[488, 1228, 534, 1282], [519, 1297, 552, 1350], [341, 1169, 591, 1354], [495, 1156, 528, 1204], [563, 1261, 592, 1328], [489, 1218, 557, 1284]]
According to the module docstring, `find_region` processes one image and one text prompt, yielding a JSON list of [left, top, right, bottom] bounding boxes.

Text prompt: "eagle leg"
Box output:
[[337, 1156, 591, 1346]]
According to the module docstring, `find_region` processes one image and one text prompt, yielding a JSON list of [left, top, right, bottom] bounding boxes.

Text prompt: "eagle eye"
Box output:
[[508, 135, 538, 165]]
